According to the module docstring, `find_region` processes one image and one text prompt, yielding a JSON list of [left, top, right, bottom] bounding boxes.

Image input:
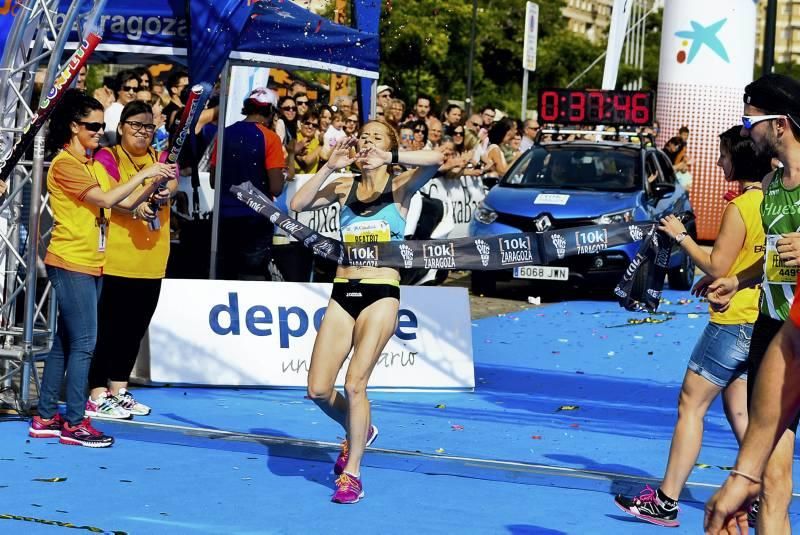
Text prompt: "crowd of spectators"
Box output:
[[74, 65, 696, 286]]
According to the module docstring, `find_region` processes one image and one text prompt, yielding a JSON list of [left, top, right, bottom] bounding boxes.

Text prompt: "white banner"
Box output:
[[522, 2, 539, 72], [225, 65, 272, 127], [421, 176, 486, 239], [602, 0, 634, 90], [145, 279, 475, 390]]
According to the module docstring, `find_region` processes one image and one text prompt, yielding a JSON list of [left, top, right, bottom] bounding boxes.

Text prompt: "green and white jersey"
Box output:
[[761, 167, 800, 320]]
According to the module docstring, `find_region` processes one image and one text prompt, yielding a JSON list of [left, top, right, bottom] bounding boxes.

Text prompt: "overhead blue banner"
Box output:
[[57, 0, 379, 78], [233, 0, 379, 78]]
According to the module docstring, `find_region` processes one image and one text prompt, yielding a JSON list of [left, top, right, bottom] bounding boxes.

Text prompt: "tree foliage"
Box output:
[[319, 0, 662, 119]]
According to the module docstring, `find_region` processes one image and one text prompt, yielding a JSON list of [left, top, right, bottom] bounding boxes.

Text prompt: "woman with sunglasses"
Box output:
[[28, 90, 174, 447], [277, 96, 298, 148], [291, 124, 442, 504], [445, 124, 466, 153], [614, 126, 771, 527], [84, 100, 178, 420], [103, 70, 140, 145], [294, 110, 325, 174]]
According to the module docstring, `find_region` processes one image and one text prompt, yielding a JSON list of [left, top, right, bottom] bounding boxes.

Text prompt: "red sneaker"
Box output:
[[29, 414, 63, 438], [59, 417, 114, 448]]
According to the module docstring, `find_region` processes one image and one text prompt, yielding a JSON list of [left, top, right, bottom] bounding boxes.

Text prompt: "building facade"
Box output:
[[756, 0, 800, 65]]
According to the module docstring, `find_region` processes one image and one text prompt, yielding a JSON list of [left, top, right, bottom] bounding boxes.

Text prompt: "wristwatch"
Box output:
[[675, 231, 689, 244]]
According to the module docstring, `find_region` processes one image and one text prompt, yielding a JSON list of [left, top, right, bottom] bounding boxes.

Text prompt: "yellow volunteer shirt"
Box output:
[[96, 146, 171, 279], [710, 187, 765, 325], [45, 149, 113, 276]]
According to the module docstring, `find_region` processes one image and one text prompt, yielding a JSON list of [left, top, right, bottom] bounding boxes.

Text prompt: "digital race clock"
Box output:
[[537, 89, 654, 126]]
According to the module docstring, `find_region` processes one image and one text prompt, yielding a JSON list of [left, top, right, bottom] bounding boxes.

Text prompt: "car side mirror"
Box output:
[[651, 182, 676, 199]]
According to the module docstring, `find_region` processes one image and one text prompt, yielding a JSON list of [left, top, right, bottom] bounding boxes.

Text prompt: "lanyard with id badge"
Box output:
[[765, 234, 798, 285], [342, 220, 391, 244], [70, 151, 109, 252]]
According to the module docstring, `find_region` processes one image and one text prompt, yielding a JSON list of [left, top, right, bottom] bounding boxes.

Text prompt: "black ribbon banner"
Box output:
[[232, 182, 672, 312]]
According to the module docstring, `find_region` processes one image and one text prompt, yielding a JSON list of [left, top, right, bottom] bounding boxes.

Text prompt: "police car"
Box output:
[[468, 127, 695, 296]]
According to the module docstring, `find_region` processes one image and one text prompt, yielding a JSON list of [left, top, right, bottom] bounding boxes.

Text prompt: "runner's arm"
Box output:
[[290, 138, 356, 211]]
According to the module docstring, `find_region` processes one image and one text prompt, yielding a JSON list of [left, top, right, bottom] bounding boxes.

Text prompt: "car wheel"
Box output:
[[470, 270, 496, 296], [668, 251, 695, 290]]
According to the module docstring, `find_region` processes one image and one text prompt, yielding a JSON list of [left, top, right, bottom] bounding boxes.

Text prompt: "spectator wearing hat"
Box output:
[[210, 87, 287, 280], [377, 85, 393, 111]]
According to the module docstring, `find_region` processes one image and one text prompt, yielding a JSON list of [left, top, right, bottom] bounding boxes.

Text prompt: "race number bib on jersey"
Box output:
[[765, 234, 798, 284], [342, 220, 391, 244]]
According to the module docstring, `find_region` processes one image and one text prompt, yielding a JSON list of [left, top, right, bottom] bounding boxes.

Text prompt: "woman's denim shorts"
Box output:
[[687, 322, 753, 387]]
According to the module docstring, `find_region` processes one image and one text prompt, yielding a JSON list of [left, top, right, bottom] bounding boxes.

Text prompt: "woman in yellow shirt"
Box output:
[[28, 90, 174, 448], [614, 126, 772, 526], [86, 100, 177, 420]]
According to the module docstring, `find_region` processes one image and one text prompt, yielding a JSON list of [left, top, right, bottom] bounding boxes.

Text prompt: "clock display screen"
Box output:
[[537, 89, 654, 126]]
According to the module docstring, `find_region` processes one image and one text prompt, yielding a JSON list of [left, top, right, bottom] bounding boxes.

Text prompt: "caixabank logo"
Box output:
[[575, 228, 608, 255], [423, 242, 456, 269], [497, 236, 533, 266]]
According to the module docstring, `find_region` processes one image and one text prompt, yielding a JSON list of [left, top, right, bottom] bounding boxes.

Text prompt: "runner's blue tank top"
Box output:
[[339, 177, 406, 243]]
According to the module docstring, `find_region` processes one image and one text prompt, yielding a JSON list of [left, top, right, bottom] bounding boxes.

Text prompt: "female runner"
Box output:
[[290, 121, 442, 503]]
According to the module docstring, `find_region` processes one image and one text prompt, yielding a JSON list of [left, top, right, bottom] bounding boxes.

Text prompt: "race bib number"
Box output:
[[342, 220, 391, 244], [765, 234, 799, 284]]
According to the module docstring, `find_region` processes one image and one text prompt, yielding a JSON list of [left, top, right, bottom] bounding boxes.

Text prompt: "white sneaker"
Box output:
[[85, 390, 132, 420], [114, 388, 151, 416]]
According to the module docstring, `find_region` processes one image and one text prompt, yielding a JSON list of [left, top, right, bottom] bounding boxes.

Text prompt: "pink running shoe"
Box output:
[[332, 472, 364, 504], [59, 417, 114, 448], [334, 424, 378, 475], [614, 485, 679, 527], [29, 414, 63, 438]]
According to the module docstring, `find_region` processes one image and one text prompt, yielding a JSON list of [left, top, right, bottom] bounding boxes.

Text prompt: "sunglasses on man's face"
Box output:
[[414, 128, 425, 133], [282, 106, 297, 112], [296, 100, 309, 106], [401, 134, 413, 140], [742, 114, 785, 129], [454, 130, 464, 135], [78, 121, 105, 132], [303, 121, 319, 128], [121, 85, 138, 93]]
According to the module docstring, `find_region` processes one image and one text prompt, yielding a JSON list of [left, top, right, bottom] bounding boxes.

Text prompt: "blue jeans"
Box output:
[[688, 322, 753, 388], [38, 266, 102, 425]]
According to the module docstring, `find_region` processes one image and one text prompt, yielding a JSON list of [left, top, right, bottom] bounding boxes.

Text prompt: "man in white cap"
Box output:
[[210, 87, 288, 281], [377, 84, 393, 111]]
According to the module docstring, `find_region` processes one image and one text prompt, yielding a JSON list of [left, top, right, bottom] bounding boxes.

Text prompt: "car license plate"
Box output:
[[513, 266, 569, 281]]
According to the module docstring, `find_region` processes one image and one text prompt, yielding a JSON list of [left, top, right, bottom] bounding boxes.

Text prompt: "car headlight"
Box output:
[[594, 210, 633, 225], [475, 201, 498, 224]]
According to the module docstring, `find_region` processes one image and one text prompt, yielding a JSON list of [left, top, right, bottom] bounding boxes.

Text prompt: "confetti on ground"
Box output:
[[695, 463, 712, 469], [451, 424, 464, 431], [435, 448, 445, 454], [569, 423, 580, 428], [557, 405, 580, 412], [32, 477, 66, 483], [435, 404, 446, 409], [531, 435, 542, 440], [687, 313, 700, 319]]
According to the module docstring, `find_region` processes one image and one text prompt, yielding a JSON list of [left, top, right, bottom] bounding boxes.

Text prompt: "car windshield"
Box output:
[[501, 145, 642, 192]]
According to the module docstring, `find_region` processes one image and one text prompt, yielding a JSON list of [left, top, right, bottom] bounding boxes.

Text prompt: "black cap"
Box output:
[[744, 74, 800, 116]]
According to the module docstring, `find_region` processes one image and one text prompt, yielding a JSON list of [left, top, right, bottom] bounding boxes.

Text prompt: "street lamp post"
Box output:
[[762, 0, 777, 75], [465, 0, 477, 116]]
